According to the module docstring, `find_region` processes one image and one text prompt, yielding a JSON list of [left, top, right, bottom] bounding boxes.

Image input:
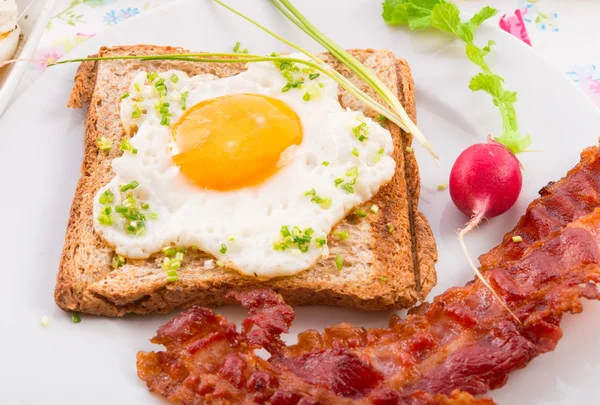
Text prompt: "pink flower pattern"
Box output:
[[567, 65, 600, 108], [499, 8, 532, 46]]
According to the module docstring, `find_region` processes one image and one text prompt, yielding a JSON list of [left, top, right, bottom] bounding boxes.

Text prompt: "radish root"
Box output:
[[458, 211, 522, 324]]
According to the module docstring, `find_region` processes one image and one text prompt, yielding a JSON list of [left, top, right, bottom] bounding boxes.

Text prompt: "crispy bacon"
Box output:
[[480, 144, 600, 269], [138, 208, 600, 404]]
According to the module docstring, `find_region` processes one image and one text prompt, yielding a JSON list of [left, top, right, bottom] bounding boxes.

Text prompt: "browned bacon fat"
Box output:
[[137, 209, 600, 405]]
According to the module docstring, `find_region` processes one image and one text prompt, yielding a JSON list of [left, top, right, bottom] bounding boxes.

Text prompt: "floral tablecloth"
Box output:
[[20, 0, 600, 108]]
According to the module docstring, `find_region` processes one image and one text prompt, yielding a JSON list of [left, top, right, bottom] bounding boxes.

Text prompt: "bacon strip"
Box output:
[[137, 209, 600, 404], [480, 144, 600, 269]]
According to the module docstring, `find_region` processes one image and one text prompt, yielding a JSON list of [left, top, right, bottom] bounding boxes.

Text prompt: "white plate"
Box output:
[[1, 1, 600, 403], [0, 0, 56, 117]]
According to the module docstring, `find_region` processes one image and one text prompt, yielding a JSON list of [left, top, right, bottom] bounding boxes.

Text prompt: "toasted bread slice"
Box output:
[[55, 45, 437, 316]]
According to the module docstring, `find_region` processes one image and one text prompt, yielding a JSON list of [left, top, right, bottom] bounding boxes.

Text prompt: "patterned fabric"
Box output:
[[18, 0, 600, 109]]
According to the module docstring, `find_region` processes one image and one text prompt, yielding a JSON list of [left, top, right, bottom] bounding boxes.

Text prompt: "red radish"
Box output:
[[449, 137, 523, 322]]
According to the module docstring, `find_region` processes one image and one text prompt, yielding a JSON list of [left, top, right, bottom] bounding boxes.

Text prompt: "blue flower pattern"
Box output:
[[103, 7, 140, 26]]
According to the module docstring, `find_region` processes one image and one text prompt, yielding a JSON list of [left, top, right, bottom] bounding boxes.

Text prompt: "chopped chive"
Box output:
[[304, 188, 316, 197], [220, 244, 228, 254], [141, 203, 150, 210], [346, 167, 358, 177], [319, 198, 332, 209], [352, 147, 359, 157], [148, 212, 158, 220], [352, 122, 369, 142], [437, 182, 448, 191], [120, 139, 138, 155], [512, 235, 523, 243], [405, 146, 413, 153], [335, 254, 344, 270], [120, 181, 139, 192], [120, 92, 130, 100], [228, 235, 235, 241], [370, 205, 379, 213], [333, 230, 350, 241], [160, 114, 171, 126], [309, 73, 320, 80], [302, 92, 311, 101], [132, 103, 142, 118], [41, 315, 50, 327], [233, 41, 241, 52], [146, 72, 158, 83], [96, 137, 112, 151], [181, 90, 189, 110], [334, 178, 344, 187], [170, 73, 179, 83], [133, 83, 141, 92], [380, 276, 388, 283], [378, 147, 384, 155], [166, 275, 179, 282], [163, 246, 176, 257], [112, 255, 126, 269], [340, 182, 355, 194], [71, 312, 81, 324], [355, 209, 367, 218], [315, 237, 327, 247], [387, 223, 395, 233], [321, 161, 330, 166], [99, 189, 114, 205], [97, 206, 114, 226], [216, 260, 224, 267]]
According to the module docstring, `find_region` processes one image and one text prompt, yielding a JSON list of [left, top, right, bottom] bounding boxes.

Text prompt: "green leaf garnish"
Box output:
[[382, 0, 530, 153]]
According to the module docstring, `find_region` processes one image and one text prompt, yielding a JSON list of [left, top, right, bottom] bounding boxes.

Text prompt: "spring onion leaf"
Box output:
[[71, 312, 81, 323], [120, 181, 139, 192], [96, 137, 112, 151], [220, 244, 228, 254], [333, 230, 350, 240], [315, 236, 327, 247], [355, 209, 367, 218], [112, 255, 126, 269], [120, 139, 138, 154], [335, 254, 344, 270], [382, 0, 530, 153], [266, 0, 436, 160]]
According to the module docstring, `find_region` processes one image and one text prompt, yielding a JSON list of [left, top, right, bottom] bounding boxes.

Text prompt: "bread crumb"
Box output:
[[204, 259, 215, 269]]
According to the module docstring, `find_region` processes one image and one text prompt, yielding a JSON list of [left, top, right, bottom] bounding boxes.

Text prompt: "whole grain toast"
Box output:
[[55, 45, 437, 316]]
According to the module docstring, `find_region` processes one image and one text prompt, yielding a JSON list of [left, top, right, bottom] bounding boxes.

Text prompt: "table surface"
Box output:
[[14, 0, 600, 109]]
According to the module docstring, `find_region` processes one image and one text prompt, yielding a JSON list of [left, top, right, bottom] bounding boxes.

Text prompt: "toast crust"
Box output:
[[55, 45, 437, 316]]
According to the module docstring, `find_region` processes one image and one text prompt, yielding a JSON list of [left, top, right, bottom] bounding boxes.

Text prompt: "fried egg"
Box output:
[[93, 56, 396, 278]]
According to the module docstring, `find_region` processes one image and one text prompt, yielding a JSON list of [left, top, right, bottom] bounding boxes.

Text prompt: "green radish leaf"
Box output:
[[381, 0, 531, 153], [406, 0, 446, 29], [382, 0, 408, 24], [495, 131, 531, 154], [469, 6, 497, 30], [468, 73, 503, 98], [480, 40, 496, 56], [465, 43, 485, 69]]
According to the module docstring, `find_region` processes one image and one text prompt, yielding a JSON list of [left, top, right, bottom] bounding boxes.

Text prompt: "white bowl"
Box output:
[[0, 0, 56, 117]]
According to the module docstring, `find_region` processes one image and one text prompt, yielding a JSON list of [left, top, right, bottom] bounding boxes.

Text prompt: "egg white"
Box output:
[[94, 56, 396, 278]]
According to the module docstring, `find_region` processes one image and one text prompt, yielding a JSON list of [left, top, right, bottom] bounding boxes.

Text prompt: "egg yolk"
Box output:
[[171, 94, 303, 191]]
